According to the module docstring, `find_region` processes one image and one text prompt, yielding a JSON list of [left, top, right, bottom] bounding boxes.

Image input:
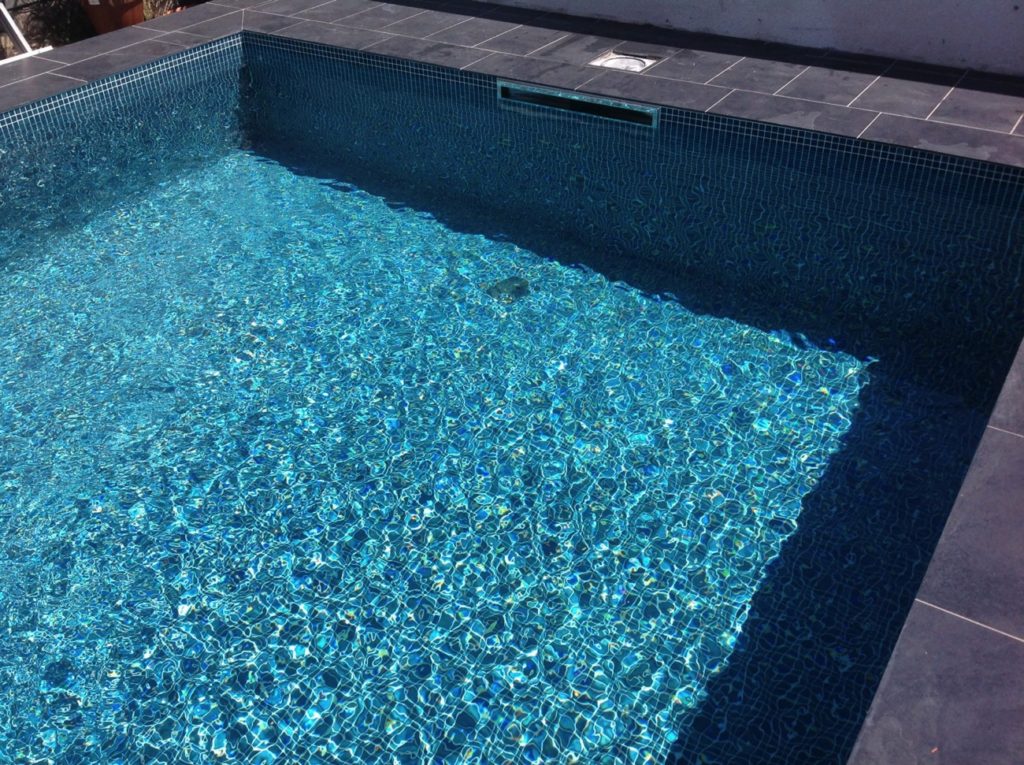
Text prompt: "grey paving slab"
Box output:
[[364, 34, 490, 68], [55, 39, 186, 81], [0, 54, 63, 87], [778, 65, 882, 106], [611, 41, 679, 60], [476, 24, 568, 55], [254, 0, 336, 16], [378, 8, 470, 36], [41, 25, 164, 64], [861, 113, 1024, 165], [292, 0, 375, 23], [425, 16, 518, 46], [343, 3, 426, 30], [581, 69, 729, 111], [269, 18, 391, 48], [851, 69, 959, 118], [209, 0, 274, 8], [990, 338, 1024, 436], [466, 52, 595, 90], [643, 48, 741, 85], [242, 10, 305, 32], [154, 30, 219, 47], [0, 72, 84, 112], [914, 427, 1024, 639], [138, 1, 235, 32], [530, 33, 620, 65], [709, 88, 878, 136], [174, 9, 243, 38], [706, 56, 807, 93], [848, 601, 1024, 765], [931, 87, 1024, 132]]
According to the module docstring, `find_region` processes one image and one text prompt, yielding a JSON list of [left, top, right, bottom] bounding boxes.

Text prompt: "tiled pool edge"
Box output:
[[1, 0, 1023, 166], [3, 8, 1024, 763], [847, 338, 1024, 765]]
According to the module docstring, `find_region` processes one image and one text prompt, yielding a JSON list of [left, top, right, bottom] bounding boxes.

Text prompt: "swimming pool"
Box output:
[[1, 34, 1022, 764]]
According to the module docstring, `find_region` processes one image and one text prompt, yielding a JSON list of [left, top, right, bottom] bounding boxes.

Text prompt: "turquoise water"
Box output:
[[0, 150, 866, 763]]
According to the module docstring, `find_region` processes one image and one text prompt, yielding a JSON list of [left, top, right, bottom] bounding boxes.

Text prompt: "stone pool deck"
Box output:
[[2, 1, 1023, 762]]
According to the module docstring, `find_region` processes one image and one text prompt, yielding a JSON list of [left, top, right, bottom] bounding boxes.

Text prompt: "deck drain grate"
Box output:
[[589, 50, 661, 72]]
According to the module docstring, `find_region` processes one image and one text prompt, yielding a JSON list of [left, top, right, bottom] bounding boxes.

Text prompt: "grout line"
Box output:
[[772, 64, 808, 96], [574, 71, 606, 91], [379, 9, 428, 30], [522, 33, 570, 57], [916, 599, 1024, 645], [19, 36, 157, 72], [473, 24, 522, 49], [877, 110, 1022, 136], [987, 424, 1024, 439], [924, 69, 968, 121], [1010, 111, 1024, 135], [424, 16, 473, 40], [704, 56, 745, 85], [856, 111, 882, 138], [396, 12, 474, 40], [846, 60, 893, 108], [526, 32, 573, 57], [704, 87, 735, 112], [459, 50, 493, 71]]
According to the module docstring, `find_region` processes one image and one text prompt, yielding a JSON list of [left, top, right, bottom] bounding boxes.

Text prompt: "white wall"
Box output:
[[485, 0, 1024, 75]]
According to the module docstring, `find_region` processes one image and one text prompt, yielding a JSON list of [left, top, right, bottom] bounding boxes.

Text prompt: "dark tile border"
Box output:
[[2, 4, 1024, 762], [1, 0, 1022, 166]]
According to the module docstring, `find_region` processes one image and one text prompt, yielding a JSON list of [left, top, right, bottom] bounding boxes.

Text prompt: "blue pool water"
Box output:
[[1, 34, 1023, 765], [0, 149, 866, 762]]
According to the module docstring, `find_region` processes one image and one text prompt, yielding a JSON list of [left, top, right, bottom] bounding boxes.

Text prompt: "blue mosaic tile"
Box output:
[[0, 31, 1021, 765]]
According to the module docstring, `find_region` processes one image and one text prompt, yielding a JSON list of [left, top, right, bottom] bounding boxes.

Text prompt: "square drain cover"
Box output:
[[589, 50, 660, 72]]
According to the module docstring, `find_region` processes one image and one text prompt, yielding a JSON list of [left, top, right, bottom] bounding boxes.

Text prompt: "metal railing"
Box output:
[[1, 0, 52, 61]]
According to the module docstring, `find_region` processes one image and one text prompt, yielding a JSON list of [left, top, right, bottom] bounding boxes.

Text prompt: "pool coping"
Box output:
[[2, 2, 1024, 762], [2, 0, 1024, 166]]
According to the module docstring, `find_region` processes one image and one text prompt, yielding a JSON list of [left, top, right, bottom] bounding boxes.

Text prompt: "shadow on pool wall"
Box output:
[[239, 35, 1024, 763]]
